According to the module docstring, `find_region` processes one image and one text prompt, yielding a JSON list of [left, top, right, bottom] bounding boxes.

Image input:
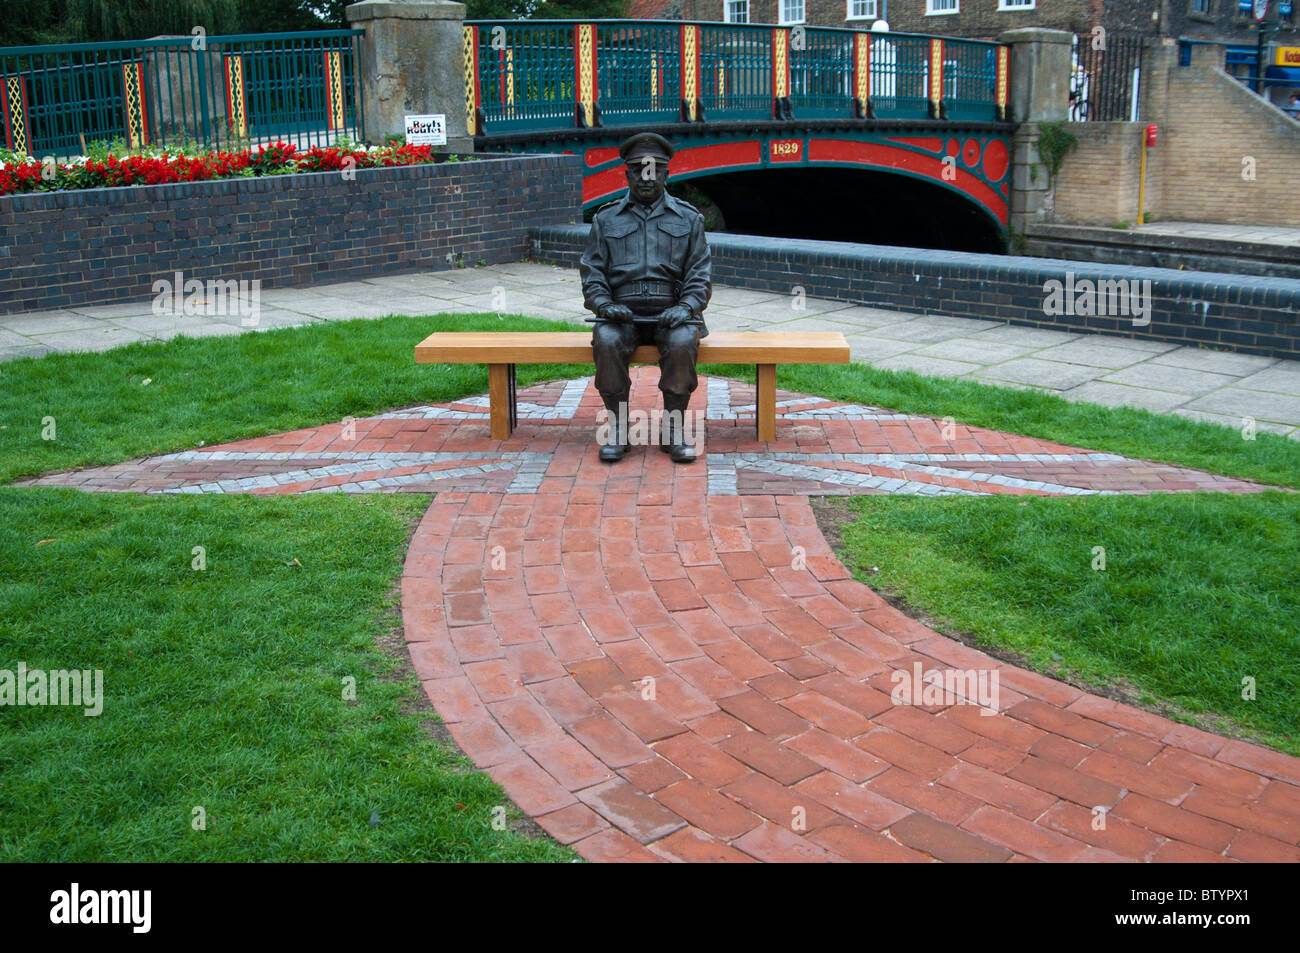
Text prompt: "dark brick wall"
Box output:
[[0, 153, 583, 314], [531, 224, 1300, 359]]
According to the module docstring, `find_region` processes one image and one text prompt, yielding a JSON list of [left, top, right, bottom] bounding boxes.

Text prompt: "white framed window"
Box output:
[[926, 0, 960, 13], [847, 0, 878, 19], [998, 0, 1035, 10], [780, 0, 806, 25], [1190, 0, 1211, 13], [723, 0, 749, 23]]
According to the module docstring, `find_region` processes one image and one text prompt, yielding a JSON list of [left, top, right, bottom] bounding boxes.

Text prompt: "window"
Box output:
[[847, 0, 878, 19], [926, 0, 959, 14], [780, 0, 806, 24], [724, 0, 749, 23], [1190, 0, 1210, 12], [998, 0, 1035, 9]]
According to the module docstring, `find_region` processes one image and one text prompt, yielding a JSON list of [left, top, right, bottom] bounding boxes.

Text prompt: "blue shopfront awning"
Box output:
[[1265, 65, 1300, 86]]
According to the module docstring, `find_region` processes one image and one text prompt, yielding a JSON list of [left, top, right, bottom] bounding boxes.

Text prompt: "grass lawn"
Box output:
[[2, 309, 1298, 857], [0, 312, 1296, 488], [0, 487, 574, 862], [826, 491, 1300, 757]]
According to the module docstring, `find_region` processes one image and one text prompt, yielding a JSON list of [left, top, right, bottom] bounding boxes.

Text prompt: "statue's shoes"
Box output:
[[599, 442, 629, 463], [668, 443, 697, 464]]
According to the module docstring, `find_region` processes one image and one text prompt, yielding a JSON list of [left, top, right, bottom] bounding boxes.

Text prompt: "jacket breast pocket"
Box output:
[[656, 219, 691, 264], [605, 224, 638, 266]]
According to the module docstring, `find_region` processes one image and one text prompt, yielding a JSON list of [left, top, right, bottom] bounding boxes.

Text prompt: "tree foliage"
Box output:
[[0, 0, 626, 46]]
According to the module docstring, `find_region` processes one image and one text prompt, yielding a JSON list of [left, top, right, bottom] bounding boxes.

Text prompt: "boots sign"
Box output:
[[404, 114, 447, 147]]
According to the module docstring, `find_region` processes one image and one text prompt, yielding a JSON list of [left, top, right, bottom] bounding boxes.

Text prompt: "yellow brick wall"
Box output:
[[1054, 59, 1300, 227], [1151, 66, 1300, 226], [1053, 123, 1147, 225]]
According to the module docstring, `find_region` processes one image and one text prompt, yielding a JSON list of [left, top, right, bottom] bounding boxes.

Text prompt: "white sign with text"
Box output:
[[404, 114, 447, 146]]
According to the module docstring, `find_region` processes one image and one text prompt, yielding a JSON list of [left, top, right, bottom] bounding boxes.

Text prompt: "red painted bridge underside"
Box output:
[[581, 136, 1009, 228]]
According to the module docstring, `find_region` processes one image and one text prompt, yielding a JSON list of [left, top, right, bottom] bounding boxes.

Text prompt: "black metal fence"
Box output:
[[1070, 32, 1144, 122]]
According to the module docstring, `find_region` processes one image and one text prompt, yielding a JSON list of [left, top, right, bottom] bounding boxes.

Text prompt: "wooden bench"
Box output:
[[413, 331, 851, 441]]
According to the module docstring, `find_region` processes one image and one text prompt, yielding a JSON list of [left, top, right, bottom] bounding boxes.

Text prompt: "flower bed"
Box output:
[[0, 140, 460, 196]]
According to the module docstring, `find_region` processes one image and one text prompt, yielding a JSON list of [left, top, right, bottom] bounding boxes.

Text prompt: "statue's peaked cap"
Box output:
[[619, 132, 674, 162]]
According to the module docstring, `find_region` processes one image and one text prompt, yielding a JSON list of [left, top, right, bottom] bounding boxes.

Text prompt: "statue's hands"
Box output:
[[598, 303, 634, 323], [658, 304, 694, 329]]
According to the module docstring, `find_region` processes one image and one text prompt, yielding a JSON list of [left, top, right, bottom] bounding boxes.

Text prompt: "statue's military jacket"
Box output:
[[579, 193, 712, 331]]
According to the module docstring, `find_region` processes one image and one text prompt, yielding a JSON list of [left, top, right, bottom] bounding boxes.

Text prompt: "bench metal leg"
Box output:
[[756, 363, 776, 442], [489, 363, 516, 440]]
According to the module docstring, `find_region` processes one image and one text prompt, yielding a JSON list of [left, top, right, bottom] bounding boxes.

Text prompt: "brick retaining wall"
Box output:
[[531, 224, 1300, 360], [0, 153, 583, 314]]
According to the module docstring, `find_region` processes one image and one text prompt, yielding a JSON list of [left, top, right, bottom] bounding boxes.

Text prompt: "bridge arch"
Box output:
[[504, 123, 1012, 251]]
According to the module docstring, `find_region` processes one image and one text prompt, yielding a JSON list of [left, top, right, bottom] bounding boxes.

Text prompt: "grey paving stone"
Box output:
[[1182, 388, 1300, 427], [845, 334, 926, 361], [872, 354, 983, 378], [206, 307, 325, 329], [1171, 408, 1296, 437], [1061, 381, 1191, 414], [974, 358, 1105, 390], [1101, 362, 1239, 395], [810, 305, 920, 330], [163, 321, 261, 340], [31, 326, 150, 352], [871, 316, 999, 343], [967, 325, 1082, 348], [0, 311, 109, 335], [731, 296, 856, 320], [65, 301, 161, 320], [912, 338, 1034, 364], [0, 344, 54, 361], [1232, 366, 1300, 397], [293, 281, 380, 299], [359, 273, 459, 292], [767, 314, 877, 333], [707, 287, 785, 308], [0, 327, 34, 347], [1150, 347, 1277, 377], [275, 298, 412, 320], [1034, 341, 1167, 370]]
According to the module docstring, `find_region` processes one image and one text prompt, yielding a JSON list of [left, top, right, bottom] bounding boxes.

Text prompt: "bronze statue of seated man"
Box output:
[[579, 132, 712, 464]]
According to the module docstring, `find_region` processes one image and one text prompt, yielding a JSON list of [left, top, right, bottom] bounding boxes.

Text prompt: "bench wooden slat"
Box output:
[[414, 331, 850, 365], [413, 330, 850, 441]]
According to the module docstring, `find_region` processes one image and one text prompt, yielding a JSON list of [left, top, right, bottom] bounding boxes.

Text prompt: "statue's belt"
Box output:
[[612, 280, 677, 299]]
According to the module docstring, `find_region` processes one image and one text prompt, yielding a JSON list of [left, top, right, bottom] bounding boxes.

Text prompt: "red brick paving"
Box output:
[[16, 368, 1299, 862]]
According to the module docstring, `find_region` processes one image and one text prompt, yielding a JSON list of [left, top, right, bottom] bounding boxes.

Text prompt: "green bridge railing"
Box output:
[[464, 19, 1011, 136], [0, 30, 364, 158]]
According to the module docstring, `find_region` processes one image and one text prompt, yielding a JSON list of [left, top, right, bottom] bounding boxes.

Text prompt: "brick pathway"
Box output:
[[20, 369, 1300, 862]]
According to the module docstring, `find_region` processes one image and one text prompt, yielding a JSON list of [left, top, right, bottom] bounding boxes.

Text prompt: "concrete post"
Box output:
[[999, 28, 1073, 236], [345, 0, 471, 152]]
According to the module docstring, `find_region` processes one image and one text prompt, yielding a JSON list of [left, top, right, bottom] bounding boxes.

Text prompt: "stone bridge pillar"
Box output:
[[346, 0, 472, 152], [1000, 28, 1072, 237]]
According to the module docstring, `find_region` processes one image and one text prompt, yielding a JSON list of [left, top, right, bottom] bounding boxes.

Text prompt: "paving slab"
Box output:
[[1102, 363, 1241, 395], [1062, 382, 1193, 414], [1034, 341, 1166, 370], [975, 358, 1105, 390]]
